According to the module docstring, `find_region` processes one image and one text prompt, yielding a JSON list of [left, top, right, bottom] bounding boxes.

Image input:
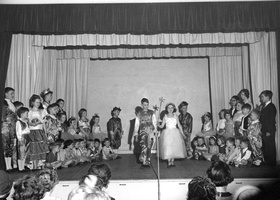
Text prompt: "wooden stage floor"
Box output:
[[8, 154, 280, 181]]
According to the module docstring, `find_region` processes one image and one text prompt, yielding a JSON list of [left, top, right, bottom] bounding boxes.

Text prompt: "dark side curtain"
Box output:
[[0, 2, 280, 34], [0, 32, 12, 170]]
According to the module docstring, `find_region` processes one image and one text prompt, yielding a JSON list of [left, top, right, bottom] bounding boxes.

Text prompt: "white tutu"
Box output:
[[159, 115, 187, 160]]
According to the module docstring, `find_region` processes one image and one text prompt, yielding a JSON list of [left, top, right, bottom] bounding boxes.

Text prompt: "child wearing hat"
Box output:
[[107, 107, 123, 152]]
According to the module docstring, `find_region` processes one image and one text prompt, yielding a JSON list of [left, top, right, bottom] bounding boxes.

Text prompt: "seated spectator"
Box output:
[[233, 100, 244, 137], [239, 104, 251, 137], [220, 137, 235, 163], [45, 143, 63, 169], [102, 138, 118, 160], [203, 136, 219, 161], [212, 136, 226, 161], [13, 175, 46, 200], [226, 137, 242, 165], [197, 112, 215, 147], [234, 137, 252, 167], [37, 168, 60, 200], [206, 161, 234, 200], [0, 170, 13, 200], [193, 137, 207, 160], [187, 176, 216, 200], [87, 164, 115, 200], [232, 185, 263, 200], [88, 139, 102, 162]]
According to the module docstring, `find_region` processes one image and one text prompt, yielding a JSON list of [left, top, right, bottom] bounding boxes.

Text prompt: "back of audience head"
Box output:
[[0, 170, 13, 200], [88, 164, 111, 189], [233, 185, 263, 200], [206, 161, 234, 187], [37, 168, 59, 192], [13, 175, 45, 200], [68, 185, 110, 200], [188, 176, 216, 200]]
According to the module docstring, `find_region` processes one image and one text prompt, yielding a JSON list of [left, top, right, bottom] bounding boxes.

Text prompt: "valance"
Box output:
[[33, 32, 264, 47]]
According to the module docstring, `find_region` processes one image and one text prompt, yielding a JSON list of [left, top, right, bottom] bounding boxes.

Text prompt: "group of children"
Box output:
[[2, 87, 121, 172], [191, 102, 264, 167]]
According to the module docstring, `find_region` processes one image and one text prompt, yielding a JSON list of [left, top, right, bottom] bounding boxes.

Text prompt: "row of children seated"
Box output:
[[191, 136, 254, 167], [45, 138, 120, 170]]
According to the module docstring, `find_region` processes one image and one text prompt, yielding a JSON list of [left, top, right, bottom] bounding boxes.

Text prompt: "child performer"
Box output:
[[67, 117, 83, 139], [40, 88, 53, 111], [234, 137, 252, 167], [158, 103, 187, 167], [203, 136, 219, 161], [64, 140, 78, 165], [56, 98, 65, 114], [233, 100, 244, 137], [137, 98, 157, 168], [102, 138, 118, 160], [220, 137, 235, 162], [128, 106, 142, 164], [239, 103, 251, 137], [78, 108, 90, 139], [88, 139, 102, 162], [79, 140, 90, 162], [107, 107, 123, 152], [90, 114, 106, 142], [44, 103, 60, 143], [15, 107, 30, 171], [226, 137, 242, 165], [211, 136, 226, 161], [194, 137, 208, 160], [197, 112, 215, 147], [45, 143, 63, 169], [223, 110, 234, 139], [27, 94, 49, 170], [56, 139, 74, 168], [3, 87, 17, 171], [247, 109, 264, 166], [216, 109, 226, 135], [178, 101, 193, 156]]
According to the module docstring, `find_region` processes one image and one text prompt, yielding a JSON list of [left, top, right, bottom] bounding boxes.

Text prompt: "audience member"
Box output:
[[232, 185, 263, 200], [238, 89, 253, 111], [229, 95, 239, 117], [0, 170, 13, 200], [234, 137, 252, 167], [206, 161, 234, 200], [187, 176, 216, 200]]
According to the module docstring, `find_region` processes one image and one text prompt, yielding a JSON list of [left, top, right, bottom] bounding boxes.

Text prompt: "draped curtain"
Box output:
[[6, 34, 89, 118]]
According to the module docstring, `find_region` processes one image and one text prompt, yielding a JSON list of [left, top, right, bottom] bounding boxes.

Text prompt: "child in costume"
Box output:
[[44, 103, 60, 143], [78, 108, 90, 139], [107, 107, 123, 152], [102, 138, 118, 160], [197, 112, 215, 147], [90, 114, 106, 142], [15, 107, 30, 171], [247, 109, 264, 166], [203, 136, 219, 161], [158, 103, 186, 167]]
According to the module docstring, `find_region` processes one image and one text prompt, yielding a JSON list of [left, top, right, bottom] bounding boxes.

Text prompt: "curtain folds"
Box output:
[[0, 3, 280, 34], [6, 35, 89, 118], [33, 32, 264, 47]]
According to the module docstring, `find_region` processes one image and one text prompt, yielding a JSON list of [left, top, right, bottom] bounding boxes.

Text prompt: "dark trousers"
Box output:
[[262, 132, 277, 166]]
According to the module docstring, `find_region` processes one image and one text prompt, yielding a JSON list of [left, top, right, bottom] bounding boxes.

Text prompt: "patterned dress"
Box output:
[[138, 109, 155, 165], [45, 114, 60, 142], [178, 112, 193, 151], [247, 120, 264, 164], [107, 117, 122, 149]]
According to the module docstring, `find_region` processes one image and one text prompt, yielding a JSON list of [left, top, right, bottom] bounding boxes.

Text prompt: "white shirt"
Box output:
[[133, 117, 140, 137], [16, 119, 30, 140], [235, 147, 251, 162], [5, 98, 16, 112], [217, 119, 226, 131]]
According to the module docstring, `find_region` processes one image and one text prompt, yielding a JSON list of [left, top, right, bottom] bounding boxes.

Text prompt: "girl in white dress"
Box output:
[[158, 103, 187, 167]]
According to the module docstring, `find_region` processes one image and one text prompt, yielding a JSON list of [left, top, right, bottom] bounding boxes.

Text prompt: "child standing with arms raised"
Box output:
[[158, 103, 186, 167]]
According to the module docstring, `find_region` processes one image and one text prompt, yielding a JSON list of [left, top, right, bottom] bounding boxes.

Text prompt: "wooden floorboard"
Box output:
[[8, 154, 280, 181]]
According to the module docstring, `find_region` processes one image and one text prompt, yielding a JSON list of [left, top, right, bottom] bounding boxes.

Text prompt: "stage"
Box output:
[[7, 154, 280, 200]]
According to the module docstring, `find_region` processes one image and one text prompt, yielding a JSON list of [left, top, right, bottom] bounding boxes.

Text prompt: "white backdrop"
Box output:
[[87, 58, 210, 151]]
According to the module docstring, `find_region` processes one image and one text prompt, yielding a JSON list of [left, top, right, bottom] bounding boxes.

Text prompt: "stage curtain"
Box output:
[[0, 3, 280, 34], [0, 32, 12, 170], [209, 56, 245, 126], [33, 32, 264, 47], [249, 32, 280, 162], [6, 35, 89, 118]]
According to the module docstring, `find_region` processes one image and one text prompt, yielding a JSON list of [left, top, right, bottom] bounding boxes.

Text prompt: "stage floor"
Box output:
[[8, 154, 280, 181]]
